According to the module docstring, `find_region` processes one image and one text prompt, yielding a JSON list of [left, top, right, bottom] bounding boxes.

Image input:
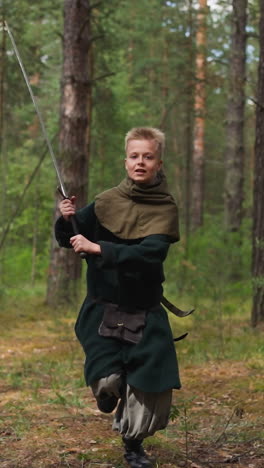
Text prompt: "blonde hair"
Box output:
[[125, 127, 165, 158]]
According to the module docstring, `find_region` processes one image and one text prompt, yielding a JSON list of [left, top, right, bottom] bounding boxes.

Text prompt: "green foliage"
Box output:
[[165, 213, 252, 302], [0, 0, 260, 317]]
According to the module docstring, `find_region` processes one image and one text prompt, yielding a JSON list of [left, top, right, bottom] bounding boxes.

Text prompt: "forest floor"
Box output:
[[0, 296, 263, 468]]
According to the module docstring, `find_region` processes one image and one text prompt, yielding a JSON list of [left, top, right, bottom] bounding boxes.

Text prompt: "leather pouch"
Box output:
[[98, 303, 146, 344]]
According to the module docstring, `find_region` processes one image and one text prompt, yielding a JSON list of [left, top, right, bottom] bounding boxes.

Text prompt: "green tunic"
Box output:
[[55, 202, 181, 393]]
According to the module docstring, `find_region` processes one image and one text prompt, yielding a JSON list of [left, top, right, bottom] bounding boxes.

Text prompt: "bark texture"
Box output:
[[184, 0, 194, 248], [46, 0, 92, 305], [191, 0, 207, 230], [224, 0, 247, 232], [251, 1, 264, 327], [0, 16, 7, 230]]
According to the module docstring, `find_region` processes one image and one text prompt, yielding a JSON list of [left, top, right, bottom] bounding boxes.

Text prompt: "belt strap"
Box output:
[[161, 295, 195, 318]]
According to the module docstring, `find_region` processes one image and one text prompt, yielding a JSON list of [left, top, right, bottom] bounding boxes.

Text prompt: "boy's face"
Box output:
[[125, 139, 162, 185]]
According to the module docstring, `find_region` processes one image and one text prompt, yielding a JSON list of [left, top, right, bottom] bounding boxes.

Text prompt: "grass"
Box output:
[[0, 293, 263, 467]]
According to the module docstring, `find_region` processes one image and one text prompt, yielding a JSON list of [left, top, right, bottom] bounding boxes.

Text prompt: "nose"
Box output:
[[137, 155, 145, 165]]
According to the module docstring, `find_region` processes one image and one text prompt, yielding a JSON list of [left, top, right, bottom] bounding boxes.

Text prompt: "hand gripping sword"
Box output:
[[4, 22, 86, 258]]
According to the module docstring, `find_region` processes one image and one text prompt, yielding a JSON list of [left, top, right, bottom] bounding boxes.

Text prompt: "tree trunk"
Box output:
[[191, 0, 207, 230], [31, 186, 39, 287], [46, 0, 93, 306], [0, 15, 7, 282], [0, 16, 5, 148], [184, 0, 194, 250], [251, 1, 264, 327], [0, 16, 6, 222], [224, 0, 247, 232]]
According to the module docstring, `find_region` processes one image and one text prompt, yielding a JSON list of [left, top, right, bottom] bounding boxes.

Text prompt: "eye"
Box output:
[[144, 154, 154, 160]]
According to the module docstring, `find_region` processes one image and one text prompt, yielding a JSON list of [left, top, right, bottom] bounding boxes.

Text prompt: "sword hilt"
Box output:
[[57, 187, 86, 259]]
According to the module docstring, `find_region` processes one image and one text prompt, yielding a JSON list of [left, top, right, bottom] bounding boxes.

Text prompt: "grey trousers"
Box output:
[[91, 373, 172, 440]]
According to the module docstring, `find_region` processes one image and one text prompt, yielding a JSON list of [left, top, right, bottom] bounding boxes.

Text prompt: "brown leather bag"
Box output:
[[98, 303, 147, 345]]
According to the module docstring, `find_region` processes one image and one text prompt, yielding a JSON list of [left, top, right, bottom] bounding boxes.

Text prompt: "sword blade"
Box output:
[[4, 21, 68, 198]]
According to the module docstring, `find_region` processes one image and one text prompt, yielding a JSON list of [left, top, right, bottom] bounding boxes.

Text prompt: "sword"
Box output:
[[4, 21, 86, 258]]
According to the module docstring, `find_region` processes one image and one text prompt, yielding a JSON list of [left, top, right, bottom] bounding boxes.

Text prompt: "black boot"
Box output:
[[96, 378, 125, 414], [123, 437, 153, 468], [96, 392, 118, 413]]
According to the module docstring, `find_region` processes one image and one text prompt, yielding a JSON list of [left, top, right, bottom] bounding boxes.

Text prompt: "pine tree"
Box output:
[[46, 0, 93, 305], [251, 0, 264, 327], [224, 0, 248, 232], [191, 0, 207, 230]]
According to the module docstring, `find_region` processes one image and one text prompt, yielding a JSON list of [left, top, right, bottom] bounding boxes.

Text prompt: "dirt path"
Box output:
[[0, 309, 263, 467]]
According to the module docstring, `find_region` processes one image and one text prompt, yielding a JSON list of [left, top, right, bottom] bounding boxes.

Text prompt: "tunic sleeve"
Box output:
[[55, 217, 74, 248], [97, 234, 170, 270]]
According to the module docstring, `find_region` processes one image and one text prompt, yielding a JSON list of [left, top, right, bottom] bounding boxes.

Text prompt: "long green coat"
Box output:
[[55, 202, 181, 393]]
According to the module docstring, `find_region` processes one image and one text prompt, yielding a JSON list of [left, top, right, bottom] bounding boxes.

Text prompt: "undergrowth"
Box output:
[[1, 215, 263, 466]]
